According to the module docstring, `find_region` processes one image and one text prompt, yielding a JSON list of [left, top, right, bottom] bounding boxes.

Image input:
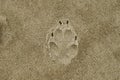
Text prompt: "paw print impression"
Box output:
[[46, 19, 79, 65]]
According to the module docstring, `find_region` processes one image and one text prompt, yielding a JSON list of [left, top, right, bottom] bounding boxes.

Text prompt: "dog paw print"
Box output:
[[46, 19, 79, 65]]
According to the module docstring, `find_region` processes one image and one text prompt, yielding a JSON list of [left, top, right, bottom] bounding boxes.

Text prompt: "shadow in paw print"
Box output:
[[0, 15, 7, 45], [0, 16, 10, 47], [113, 48, 120, 62], [0, 24, 3, 44], [51, 32, 54, 37]]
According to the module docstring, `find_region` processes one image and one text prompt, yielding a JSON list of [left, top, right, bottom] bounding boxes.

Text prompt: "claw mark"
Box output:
[[59, 21, 62, 25], [75, 36, 77, 40], [51, 32, 54, 37], [66, 20, 69, 24]]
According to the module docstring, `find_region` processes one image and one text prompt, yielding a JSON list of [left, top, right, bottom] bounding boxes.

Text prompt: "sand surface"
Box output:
[[0, 0, 120, 80]]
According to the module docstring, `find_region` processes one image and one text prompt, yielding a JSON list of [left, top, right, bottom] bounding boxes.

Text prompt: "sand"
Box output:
[[0, 0, 120, 80]]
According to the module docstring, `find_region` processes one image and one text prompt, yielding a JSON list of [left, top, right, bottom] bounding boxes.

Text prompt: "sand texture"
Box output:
[[0, 0, 120, 80]]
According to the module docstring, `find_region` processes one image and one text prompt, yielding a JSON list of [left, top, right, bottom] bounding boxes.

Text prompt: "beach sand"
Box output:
[[0, 0, 120, 80]]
